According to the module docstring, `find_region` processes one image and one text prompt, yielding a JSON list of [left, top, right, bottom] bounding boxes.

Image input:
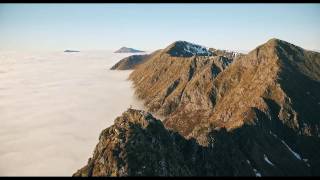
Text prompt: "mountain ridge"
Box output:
[[75, 38, 320, 176]]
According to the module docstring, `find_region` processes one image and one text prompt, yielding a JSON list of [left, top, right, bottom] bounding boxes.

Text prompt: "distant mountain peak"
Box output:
[[64, 50, 80, 53], [164, 41, 213, 57], [114, 47, 145, 53]]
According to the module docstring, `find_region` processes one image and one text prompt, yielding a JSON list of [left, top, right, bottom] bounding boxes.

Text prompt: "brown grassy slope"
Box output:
[[129, 38, 320, 143], [188, 39, 320, 174], [198, 38, 320, 133]]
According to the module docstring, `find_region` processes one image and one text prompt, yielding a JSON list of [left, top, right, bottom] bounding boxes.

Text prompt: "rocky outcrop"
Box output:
[[114, 47, 145, 53], [209, 48, 244, 59], [73, 109, 255, 176]]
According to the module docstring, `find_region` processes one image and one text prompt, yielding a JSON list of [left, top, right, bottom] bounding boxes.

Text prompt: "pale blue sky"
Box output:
[[0, 3, 319, 52]]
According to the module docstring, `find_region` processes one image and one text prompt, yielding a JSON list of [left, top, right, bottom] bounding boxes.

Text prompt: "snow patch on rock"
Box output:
[[246, 159, 262, 177], [269, 131, 302, 161], [264, 154, 275, 166], [167, 41, 213, 57], [253, 168, 261, 177], [280, 140, 302, 160]]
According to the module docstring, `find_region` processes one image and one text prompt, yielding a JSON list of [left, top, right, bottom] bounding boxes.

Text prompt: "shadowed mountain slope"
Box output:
[[110, 50, 162, 70]]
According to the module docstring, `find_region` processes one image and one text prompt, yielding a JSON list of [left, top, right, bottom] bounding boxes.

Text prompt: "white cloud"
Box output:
[[0, 50, 144, 176]]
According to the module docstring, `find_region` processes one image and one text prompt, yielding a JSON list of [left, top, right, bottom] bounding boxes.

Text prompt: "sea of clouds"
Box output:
[[0, 50, 146, 176]]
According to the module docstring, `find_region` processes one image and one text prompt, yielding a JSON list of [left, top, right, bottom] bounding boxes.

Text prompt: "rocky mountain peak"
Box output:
[[254, 38, 304, 56], [164, 41, 213, 57]]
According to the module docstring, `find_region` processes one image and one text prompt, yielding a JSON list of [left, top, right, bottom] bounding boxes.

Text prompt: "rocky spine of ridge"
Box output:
[[73, 109, 256, 176], [74, 108, 314, 176], [209, 48, 245, 59]]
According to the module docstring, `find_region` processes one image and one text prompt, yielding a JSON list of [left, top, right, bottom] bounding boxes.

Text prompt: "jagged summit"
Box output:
[[164, 41, 213, 57]]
